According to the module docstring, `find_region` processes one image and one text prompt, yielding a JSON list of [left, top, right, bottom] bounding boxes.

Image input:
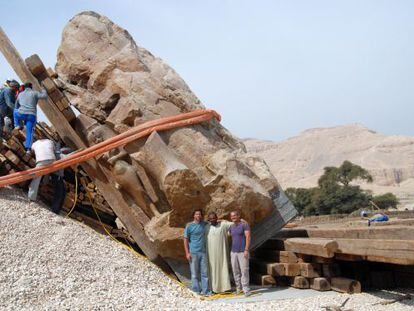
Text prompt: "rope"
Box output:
[[0, 109, 221, 187]]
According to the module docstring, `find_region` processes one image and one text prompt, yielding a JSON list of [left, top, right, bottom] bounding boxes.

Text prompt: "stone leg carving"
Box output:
[[75, 114, 159, 218], [133, 132, 210, 227], [112, 160, 159, 218]]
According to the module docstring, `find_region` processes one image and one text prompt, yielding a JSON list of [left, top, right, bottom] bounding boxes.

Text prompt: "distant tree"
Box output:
[[287, 161, 377, 216], [372, 193, 399, 209], [318, 160, 373, 187], [285, 187, 318, 216]]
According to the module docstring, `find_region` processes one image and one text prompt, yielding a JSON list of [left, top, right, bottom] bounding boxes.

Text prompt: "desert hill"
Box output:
[[244, 124, 414, 209]]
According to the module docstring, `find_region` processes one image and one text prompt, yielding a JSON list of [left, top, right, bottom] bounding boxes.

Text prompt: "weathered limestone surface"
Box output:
[[56, 11, 293, 260]]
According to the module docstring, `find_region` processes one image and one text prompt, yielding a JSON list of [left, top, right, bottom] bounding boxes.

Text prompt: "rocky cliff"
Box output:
[[245, 124, 414, 209]]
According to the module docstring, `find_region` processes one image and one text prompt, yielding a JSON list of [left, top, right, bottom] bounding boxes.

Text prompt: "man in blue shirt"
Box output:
[[14, 82, 48, 151], [0, 80, 19, 137], [183, 209, 210, 295]]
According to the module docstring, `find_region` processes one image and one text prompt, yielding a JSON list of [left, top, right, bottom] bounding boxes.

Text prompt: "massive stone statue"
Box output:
[[55, 11, 295, 261]]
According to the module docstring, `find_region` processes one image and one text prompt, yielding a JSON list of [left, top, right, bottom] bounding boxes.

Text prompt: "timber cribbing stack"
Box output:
[[251, 223, 414, 292], [0, 124, 136, 247]]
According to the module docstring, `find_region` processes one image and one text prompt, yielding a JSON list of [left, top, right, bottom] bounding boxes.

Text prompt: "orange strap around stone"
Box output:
[[0, 109, 221, 187]]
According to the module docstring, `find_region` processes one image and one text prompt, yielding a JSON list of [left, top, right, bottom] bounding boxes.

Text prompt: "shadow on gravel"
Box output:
[[366, 289, 413, 308], [215, 286, 337, 303], [0, 187, 30, 204]]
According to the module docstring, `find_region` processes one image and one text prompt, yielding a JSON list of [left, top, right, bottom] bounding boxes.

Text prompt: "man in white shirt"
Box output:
[[28, 139, 71, 214], [28, 139, 56, 201]]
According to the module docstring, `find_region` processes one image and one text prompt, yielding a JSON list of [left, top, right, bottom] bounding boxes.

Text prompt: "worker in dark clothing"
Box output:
[[51, 145, 72, 214], [0, 79, 19, 137]]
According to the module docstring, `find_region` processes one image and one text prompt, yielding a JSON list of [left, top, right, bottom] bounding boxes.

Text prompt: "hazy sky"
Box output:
[[0, 0, 413, 141]]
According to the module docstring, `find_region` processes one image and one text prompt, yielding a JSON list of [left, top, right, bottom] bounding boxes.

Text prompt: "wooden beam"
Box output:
[[284, 238, 338, 258], [254, 250, 299, 263], [300, 263, 321, 278], [310, 277, 331, 291], [305, 226, 414, 240], [0, 27, 80, 149], [335, 238, 414, 265], [290, 276, 310, 289], [330, 277, 361, 294], [0, 27, 175, 277], [251, 273, 276, 286]]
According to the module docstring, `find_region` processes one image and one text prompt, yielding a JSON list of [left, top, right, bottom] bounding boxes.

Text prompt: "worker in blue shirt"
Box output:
[[0, 79, 19, 137], [183, 209, 211, 296]]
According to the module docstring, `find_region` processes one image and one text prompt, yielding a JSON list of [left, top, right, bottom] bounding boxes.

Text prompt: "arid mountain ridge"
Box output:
[[244, 124, 414, 209]]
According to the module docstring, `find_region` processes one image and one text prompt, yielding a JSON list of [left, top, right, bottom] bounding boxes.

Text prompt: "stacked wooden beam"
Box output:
[[39, 168, 134, 244], [252, 223, 414, 291], [251, 238, 361, 293], [284, 227, 414, 265]]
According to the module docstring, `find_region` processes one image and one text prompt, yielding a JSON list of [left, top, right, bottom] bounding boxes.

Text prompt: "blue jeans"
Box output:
[[13, 110, 36, 150], [189, 252, 210, 295]]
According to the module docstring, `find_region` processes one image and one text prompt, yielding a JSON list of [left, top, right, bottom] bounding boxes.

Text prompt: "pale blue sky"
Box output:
[[1, 0, 413, 141]]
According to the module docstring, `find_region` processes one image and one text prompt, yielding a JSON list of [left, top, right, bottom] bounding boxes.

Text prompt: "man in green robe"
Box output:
[[205, 212, 233, 293]]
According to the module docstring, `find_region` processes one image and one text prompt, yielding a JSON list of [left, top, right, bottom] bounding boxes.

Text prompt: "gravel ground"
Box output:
[[0, 187, 413, 311]]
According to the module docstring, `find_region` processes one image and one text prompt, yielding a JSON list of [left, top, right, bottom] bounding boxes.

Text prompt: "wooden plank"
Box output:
[[62, 107, 76, 123], [291, 276, 309, 289], [282, 263, 301, 276], [335, 239, 414, 265], [306, 226, 414, 240], [251, 273, 276, 286], [310, 277, 331, 291], [250, 259, 278, 275], [365, 255, 414, 265], [42, 77, 62, 100], [250, 260, 299, 277], [279, 251, 300, 263], [25, 54, 48, 81], [330, 277, 361, 294], [47, 67, 57, 78], [55, 97, 70, 111], [0, 28, 174, 277], [255, 250, 299, 263], [285, 238, 338, 258], [300, 263, 321, 278], [4, 150, 20, 166]]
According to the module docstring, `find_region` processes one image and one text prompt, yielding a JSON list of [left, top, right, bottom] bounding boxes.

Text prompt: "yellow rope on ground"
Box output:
[[203, 292, 241, 300], [65, 170, 78, 218]]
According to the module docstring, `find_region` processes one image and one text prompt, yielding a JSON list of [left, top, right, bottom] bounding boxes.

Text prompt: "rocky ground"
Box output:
[[0, 187, 412, 311]]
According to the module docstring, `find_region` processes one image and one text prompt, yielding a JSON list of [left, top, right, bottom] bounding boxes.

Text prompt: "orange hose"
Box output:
[[0, 109, 220, 187]]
